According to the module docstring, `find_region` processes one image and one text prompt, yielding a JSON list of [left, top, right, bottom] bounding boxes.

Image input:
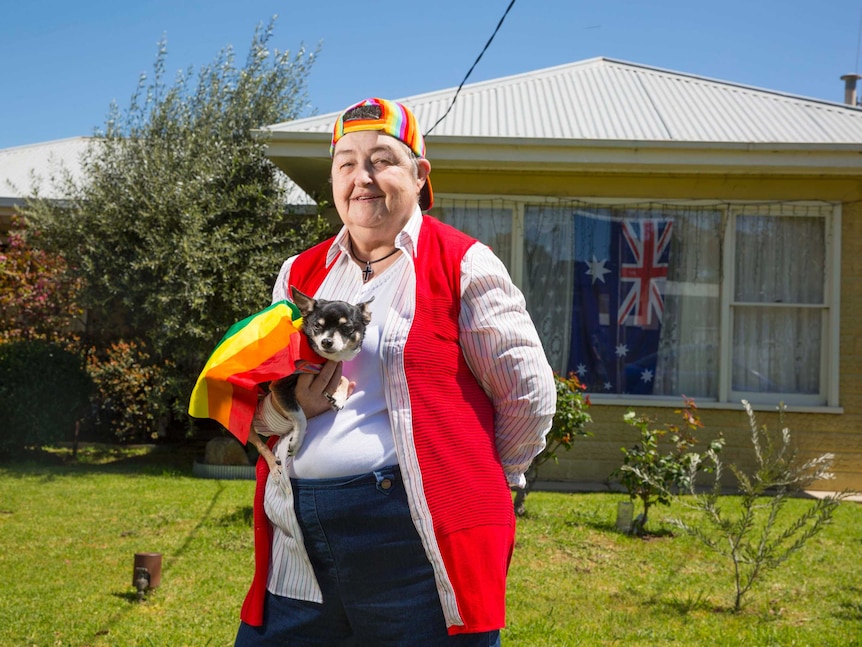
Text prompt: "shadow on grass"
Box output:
[[565, 510, 617, 533], [651, 594, 731, 616], [215, 505, 254, 527], [833, 586, 862, 621], [564, 509, 677, 539], [0, 442, 209, 478], [112, 590, 150, 604]]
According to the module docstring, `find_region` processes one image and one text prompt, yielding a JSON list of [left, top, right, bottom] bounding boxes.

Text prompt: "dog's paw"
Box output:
[[328, 391, 347, 411], [283, 412, 307, 457], [269, 461, 283, 482], [327, 376, 351, 411]]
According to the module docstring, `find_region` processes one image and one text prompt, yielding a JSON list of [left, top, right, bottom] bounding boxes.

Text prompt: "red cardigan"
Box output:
[[240, 216, 515, 634]]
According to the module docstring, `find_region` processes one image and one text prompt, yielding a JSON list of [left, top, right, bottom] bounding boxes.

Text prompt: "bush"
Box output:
[[671, 400, 852, 611], [514, 372, 592, 516], [0, 340, 92, 455], [612, 398, 723, 535], [0, 215, 84, 345], [85, 340, 175, 443]]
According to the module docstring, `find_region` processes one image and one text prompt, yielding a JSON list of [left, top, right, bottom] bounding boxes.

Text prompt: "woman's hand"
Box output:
[[295, 360, 355, 418]]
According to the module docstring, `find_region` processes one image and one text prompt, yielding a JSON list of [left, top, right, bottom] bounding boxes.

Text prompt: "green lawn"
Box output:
[[1, 445, 860, 646]]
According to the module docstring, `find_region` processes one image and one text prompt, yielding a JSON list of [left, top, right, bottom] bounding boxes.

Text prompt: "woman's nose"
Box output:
[[354, 160, 374, 185]]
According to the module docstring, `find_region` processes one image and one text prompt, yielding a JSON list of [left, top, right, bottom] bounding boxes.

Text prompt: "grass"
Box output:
[[1, 445, 860, 647]]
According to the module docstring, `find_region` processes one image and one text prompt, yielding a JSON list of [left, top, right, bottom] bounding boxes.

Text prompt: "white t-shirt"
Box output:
[[285, 254, 406, 479]]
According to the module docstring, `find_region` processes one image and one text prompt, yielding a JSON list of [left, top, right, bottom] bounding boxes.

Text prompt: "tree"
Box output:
[[24, 18, 335, 434]]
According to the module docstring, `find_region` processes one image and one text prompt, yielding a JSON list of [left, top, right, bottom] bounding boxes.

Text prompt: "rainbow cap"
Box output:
[[330, 98, 433, 210]]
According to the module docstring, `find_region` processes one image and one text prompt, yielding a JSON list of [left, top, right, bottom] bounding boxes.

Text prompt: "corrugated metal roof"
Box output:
[[0, 137, 90, 201], [0, 136, 315, 205], [265, 57, 862, 144]]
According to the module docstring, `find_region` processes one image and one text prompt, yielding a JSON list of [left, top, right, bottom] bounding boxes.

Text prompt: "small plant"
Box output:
[[612, 397, 723, 535], [514, 372, 592, 516], [672, 400, 853, 611]]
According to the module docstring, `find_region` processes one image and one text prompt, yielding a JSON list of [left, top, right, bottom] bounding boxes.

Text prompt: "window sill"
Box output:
[[584, 395, 844, 415]]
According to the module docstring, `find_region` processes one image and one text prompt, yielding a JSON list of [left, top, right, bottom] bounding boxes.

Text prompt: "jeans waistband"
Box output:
[[290, 464, 400, 490]]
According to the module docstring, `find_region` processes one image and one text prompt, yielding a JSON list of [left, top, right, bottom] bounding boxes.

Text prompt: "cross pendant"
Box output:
[[362, 261, 374, 282]]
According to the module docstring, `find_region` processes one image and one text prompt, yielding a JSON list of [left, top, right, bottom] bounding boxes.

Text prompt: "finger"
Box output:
[[324, 362, 344, 394], [314, 360, 339, 393], [295, 372, 315, 391]]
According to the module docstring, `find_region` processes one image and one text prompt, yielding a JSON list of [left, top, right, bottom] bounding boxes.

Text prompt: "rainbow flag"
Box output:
[[188, 300, 319, 443]]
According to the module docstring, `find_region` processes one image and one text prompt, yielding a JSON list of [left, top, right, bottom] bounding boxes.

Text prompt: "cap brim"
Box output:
[[420, 178, 433, 211]]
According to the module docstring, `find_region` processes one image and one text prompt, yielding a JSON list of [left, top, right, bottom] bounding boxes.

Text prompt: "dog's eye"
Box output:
[[340, 325, 355, 335]]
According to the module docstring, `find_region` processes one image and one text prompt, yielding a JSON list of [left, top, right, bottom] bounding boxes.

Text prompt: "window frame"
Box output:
[[432, 196, 842, 411]]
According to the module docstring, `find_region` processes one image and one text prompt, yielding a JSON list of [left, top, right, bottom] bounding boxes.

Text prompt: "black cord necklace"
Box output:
[[350, 241, 400, 282]]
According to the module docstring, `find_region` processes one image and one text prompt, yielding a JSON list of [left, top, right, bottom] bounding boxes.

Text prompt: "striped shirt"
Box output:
[[254, 207, 556, 616]]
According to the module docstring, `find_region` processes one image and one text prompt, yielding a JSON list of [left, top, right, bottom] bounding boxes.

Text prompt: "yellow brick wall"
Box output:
[[539, 404, 862, 492]]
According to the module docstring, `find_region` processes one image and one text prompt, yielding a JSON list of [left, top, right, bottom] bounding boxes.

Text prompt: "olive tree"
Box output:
[[24, 18, 334, 435]]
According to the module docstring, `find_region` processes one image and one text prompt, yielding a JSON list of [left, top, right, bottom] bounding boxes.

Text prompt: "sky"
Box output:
[[3, 0, 862, 150]]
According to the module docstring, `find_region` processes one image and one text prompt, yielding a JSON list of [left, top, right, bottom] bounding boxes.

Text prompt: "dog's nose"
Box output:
[[320, 339, 334, 349]]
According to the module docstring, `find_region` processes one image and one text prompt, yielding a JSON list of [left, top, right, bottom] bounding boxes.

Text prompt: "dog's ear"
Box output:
[[359, 297, 374, 325], [290, 286, 316, 317]]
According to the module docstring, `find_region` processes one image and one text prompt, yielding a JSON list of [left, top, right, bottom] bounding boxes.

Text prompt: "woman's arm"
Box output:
[[458, 243, 557, 488]]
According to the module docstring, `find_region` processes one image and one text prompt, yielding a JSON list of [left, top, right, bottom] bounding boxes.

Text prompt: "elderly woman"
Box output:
[[235, 98, 556, 647]]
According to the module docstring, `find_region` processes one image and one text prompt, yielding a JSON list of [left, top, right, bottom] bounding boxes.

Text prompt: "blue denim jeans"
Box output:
[[234, 466, 502, 647]]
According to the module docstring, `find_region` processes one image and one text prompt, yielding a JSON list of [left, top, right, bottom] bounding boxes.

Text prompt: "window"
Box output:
[[432, 199, 838, 407], [728, 207, 830, 405]]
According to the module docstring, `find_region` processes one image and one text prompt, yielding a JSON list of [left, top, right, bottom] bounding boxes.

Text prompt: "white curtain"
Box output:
[[732, 212, 825, 394], [523, 206, 575, 375], [432, 199, 829, 400], [654, 207, 722, 398], [429, 203, 512, 272]]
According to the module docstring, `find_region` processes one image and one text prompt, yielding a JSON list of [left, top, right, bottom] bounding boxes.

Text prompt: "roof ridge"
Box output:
[[0, 136, 92, 155], [263, 57, 862, 144]]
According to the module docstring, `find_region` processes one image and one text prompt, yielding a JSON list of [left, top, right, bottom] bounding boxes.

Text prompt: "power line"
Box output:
[[426, 0, 517, 135]]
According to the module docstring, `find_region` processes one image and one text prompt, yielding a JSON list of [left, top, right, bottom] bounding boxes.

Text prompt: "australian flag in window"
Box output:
[[568, 212, 673, 395]]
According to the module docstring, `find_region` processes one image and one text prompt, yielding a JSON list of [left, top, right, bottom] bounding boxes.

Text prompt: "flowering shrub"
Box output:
[[612, 397, 724, 535], [0, 216, 83, 344], [86, 340, 175, 443]]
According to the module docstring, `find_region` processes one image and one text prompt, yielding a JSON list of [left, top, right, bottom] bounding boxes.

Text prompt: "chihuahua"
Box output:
[[247, 286, 373, 479]]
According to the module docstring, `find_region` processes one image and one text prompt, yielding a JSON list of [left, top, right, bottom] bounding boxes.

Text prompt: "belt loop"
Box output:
[[374, 466, 396, 495]]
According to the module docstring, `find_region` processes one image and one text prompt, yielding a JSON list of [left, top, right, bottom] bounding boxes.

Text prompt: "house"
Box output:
[[0, 136, 317, 239], [259, 57, 862, 492], [0, 137, 91, 236]]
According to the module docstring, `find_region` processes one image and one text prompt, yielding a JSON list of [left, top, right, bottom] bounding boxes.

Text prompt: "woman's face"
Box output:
[[330, 130, 430, 238]]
